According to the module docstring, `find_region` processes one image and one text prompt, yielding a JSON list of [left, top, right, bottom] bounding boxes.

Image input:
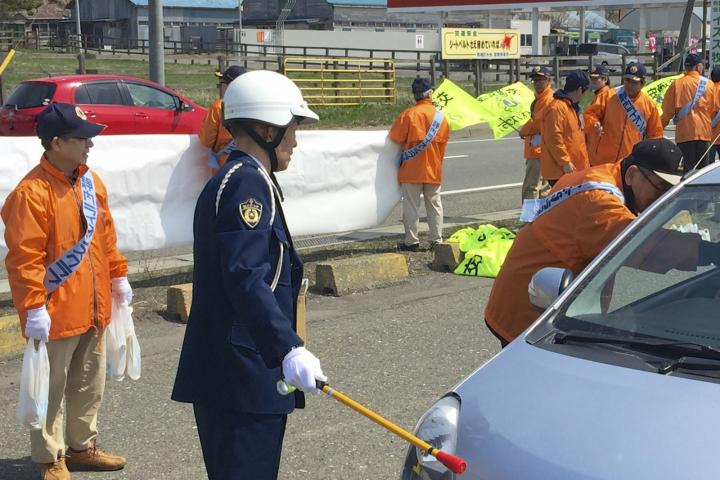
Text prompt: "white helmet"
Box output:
[[223, 70, 318, 126]]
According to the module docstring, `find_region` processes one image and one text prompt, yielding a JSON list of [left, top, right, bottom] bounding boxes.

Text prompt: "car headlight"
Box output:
[[401, 395, 460, 479]]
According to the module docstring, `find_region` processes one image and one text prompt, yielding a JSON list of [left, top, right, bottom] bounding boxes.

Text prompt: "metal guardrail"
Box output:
[[283, 57, 395, 106]]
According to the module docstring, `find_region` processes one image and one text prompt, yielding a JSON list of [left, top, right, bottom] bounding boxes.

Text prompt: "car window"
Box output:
[[558, 187, 720, 345], [4, 82, 56, 109], [75, 82, 125, 106], [125, 83, 178, 110]]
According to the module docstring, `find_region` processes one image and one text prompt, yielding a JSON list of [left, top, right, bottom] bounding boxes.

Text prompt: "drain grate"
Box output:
[[296, 234, 355, 250]]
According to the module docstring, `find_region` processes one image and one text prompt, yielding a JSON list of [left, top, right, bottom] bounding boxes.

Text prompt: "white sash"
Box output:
[[674, 76, 708, 124], [520, 181, 625, 223], [43, 172, 98, 293], [615, 86, 647, 136], [400, 110, 444, 164]]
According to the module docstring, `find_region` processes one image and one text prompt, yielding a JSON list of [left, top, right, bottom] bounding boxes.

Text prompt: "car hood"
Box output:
[[452, 339, 720, 479]]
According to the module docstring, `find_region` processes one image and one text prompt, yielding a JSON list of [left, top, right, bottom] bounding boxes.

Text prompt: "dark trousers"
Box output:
[[709, 145, 720, 164], [678, 140, 711, 172], [193, 403, 287, 480]]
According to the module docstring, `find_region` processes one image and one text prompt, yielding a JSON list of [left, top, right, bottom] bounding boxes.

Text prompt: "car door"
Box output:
[[74, 81, 135, 135], [122, 81, 186, 134]]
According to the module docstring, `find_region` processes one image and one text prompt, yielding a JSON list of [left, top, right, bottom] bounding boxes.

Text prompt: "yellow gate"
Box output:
[[283, 57, 395, 106]]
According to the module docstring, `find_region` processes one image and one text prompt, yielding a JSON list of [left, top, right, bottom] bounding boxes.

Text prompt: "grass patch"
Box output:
[[1, 48, 498, 129]]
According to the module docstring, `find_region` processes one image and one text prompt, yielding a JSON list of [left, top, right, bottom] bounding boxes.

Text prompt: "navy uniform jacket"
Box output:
[[172, 151, 305, 413]]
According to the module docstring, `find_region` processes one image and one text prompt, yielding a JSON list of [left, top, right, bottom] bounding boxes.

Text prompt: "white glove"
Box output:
[[25, 306, 51, 342], [111, 277, 133, 305], [282, 346, 327, 394]]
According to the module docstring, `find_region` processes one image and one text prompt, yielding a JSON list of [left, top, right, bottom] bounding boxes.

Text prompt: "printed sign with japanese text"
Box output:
[[441, 28, 520, 60]]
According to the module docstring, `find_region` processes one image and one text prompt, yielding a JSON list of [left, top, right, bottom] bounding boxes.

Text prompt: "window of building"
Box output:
[[521, 34, 533, 47]]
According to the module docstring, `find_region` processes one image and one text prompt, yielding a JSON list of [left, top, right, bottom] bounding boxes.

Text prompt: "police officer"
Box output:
[[171, 71, 326, 479]]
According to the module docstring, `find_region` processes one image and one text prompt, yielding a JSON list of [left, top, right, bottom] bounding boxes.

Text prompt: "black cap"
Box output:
[[215, 65, 246, 84], [590, 64, 610, 77], [623, 62, 647, 82], [529, 65, 552, 79], [36, 102, 105, 140], [711, 66, 720, 82], [624, 138, 683, 185], [684, 53, 703, 68], [412, 77, 432, 94], [563, 69, 590, 92]]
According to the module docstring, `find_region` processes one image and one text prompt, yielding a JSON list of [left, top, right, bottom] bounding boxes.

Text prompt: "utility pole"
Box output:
[[75, 0, 85, 74], [702, 0, 708, 56], [238, 1, 243, 57], [149, 0, 165, 85], [675, 0, 696, 71]]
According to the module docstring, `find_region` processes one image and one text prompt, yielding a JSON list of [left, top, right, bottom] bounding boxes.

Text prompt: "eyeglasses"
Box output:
[[638, 167, 671, 194]]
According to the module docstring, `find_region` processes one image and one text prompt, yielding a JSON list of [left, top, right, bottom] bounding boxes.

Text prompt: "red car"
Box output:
[[0, 74, 207, 136]]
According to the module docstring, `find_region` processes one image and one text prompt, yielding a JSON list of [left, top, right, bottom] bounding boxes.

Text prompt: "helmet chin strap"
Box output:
[[239, 123, 287, 200]]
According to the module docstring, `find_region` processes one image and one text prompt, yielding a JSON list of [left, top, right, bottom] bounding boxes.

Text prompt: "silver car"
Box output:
[[402, 162, 720, 479]]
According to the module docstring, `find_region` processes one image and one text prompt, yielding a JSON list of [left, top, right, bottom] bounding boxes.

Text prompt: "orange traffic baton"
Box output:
[[278, 380, 467, 475]]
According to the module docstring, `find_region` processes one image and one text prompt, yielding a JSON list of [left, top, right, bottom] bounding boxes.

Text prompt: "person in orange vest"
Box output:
[[518, 65, 553, 201], [485, 138, 699, 347], [540, 70, 590, 186], [198, 65, 247, 170], [709, 66, 720, 163], [585, 64, 613, 163], [661, 53, 716, 171], [584, 63, 663, 166], [2, 103, 131, 479], [389, 77, 450, 252]]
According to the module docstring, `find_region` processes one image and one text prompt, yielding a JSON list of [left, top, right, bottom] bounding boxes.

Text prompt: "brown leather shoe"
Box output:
[[40, 456, 71, 480], [65, 443, 126, 472]]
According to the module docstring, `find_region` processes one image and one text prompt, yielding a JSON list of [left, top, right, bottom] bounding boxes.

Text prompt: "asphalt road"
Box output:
[[0, 251, 502, 480]]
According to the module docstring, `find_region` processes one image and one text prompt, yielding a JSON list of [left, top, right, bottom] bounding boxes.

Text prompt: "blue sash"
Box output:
[[530, 134, 541, 147], [400, 110, 444, 164], [674, 76, 708, 124], [615, 86, 647, 136], [43, 172, 98, 293], [208, 139, 236, 169], [520, 181, 625, 223], [711, 110, 720, 129]]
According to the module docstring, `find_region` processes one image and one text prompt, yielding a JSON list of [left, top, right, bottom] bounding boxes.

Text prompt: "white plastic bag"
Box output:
[[106, 300, 141, 381], [17, 339, 49, 430]]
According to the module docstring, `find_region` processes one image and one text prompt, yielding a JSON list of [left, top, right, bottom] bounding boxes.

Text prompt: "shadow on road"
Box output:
[[0, 456, 36, 479]]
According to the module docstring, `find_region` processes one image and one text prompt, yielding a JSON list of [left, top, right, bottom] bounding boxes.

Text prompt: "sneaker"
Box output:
[[397, 242, 420, 252], [66, 443, 126, 472], [40, 456, 71, 480]]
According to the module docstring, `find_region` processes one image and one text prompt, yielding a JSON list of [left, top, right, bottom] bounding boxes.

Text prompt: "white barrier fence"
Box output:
[[0, 131, 402, 258]]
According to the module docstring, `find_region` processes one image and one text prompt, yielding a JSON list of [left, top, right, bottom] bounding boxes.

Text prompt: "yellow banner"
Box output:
[[431, 79, 487, 131], [642, 74, 682, 116], [0, 49, 15, 76], [475, 82, 535, 139], [441, 28, 520, 60]]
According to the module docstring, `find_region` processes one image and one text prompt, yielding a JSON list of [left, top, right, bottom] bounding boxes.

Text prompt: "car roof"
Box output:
[[23, 74, 165, 86], [687, 160, 720, 185]]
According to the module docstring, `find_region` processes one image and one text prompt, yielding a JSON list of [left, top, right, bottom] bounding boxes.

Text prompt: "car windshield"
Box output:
[[4, 82, 56, 109], [551, 186, 720, 347]]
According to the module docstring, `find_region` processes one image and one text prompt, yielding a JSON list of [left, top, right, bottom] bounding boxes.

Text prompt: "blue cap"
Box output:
[[684, 53, 703, 68], [563, 69, 590, 92], [36, 102, 105, 140], [412, 77, 432, 94], [623, 62, 647, 81], [529, 65, 552, 79], [712, 66, 720, 82], [590, 64, 610, 77], [215, 65, 246, 84]]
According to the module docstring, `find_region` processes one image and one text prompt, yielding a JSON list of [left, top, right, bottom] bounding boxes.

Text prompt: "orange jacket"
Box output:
[[584, 85, 614, 164], [584, 89, 663, 166], [198, 98, 234, 167], [714, 81, 720, 145], [661, 71, 716, 143], [1, 157, 128, 340], [389, 98, 450, 184], [519, 85, 554, 160], [540, 92, 589, 181]]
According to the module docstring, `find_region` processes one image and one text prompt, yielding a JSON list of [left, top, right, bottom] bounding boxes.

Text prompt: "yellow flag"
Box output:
[[474, 82, 535, 139], [642, 74, 682, 116], [431, 79, 487, 131]]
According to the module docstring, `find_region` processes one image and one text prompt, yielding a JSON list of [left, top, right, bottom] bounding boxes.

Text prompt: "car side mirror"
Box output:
[[528, 267, 574, 311], [177, 100, 194, 112]]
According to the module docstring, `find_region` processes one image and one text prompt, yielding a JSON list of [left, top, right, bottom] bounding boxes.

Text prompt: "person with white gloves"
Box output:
[[172, 71, 326, 480], [1, 103, 130, 480]]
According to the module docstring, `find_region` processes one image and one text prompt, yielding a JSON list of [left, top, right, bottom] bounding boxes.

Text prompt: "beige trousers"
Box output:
[[31, 328, 106, 463], [522, 158, 550, 201], [401, 183, 443, 245]]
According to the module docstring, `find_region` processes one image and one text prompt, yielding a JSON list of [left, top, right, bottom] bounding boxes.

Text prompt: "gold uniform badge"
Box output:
[[239, 198, 263, 228]]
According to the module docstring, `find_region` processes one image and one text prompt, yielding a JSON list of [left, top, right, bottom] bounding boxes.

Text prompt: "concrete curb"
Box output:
[[166, 283, 193, 324], [315, 253, 409, 296]]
